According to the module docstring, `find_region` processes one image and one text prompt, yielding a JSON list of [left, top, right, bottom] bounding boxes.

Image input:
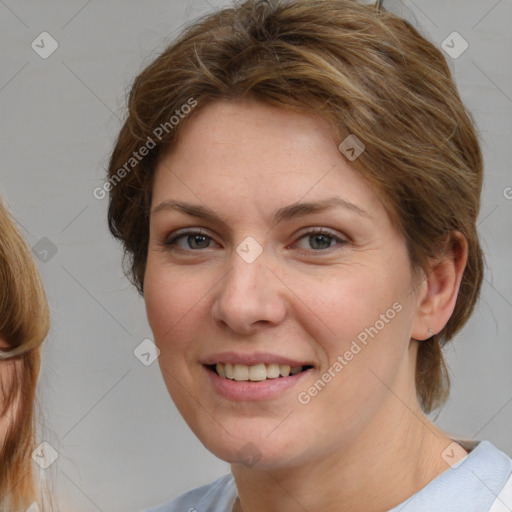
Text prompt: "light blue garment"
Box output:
[[388, 440, 512, 511], [144, 440, 512, 512]]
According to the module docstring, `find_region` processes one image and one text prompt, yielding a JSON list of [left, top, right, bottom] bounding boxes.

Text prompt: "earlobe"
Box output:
[[411, 231, 468, 341]]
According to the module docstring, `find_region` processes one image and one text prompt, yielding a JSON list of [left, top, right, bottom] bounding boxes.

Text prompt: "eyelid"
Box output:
[[163, 227, 215, 246], [294, 226, 347, 241]]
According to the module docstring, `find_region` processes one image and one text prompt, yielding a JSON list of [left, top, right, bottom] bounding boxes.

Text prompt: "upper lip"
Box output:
[[201, 351, 314, 367]]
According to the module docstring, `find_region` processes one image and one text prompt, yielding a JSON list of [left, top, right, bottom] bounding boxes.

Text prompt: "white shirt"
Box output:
[[144, 440, 512, 512]]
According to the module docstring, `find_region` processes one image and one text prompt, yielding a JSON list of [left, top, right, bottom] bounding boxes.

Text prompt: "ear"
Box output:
[[411, 231, 468, 341]]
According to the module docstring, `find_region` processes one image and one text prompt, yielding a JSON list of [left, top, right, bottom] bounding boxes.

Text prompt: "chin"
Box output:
[[191, 420, 308, 470]]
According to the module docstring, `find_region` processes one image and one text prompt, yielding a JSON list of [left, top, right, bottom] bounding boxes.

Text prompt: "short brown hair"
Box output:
[[107, 0, 484, 413], [0, 198, 51, 511]]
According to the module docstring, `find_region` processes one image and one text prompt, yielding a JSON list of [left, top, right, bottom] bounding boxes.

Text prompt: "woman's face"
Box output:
[[144, 98, 425, 469]]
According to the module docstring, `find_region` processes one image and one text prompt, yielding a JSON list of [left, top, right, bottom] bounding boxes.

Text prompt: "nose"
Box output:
[[210, 245, 287, 335]]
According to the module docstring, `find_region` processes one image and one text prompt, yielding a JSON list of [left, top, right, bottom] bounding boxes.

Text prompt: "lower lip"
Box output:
[[203, 365, 313, 401]]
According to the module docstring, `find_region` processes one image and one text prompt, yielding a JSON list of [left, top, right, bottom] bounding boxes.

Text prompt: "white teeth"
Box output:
[[248, 364, 267, 381], [216, 363, 225, 377], [233, 364, 249, 381], [213, 362, 306, 381], [279, 364, 291, 377], [266, 363, 280, 379]]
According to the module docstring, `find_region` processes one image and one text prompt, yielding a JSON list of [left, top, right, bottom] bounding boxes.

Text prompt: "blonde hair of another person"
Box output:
[[0, 197, 53, 511]]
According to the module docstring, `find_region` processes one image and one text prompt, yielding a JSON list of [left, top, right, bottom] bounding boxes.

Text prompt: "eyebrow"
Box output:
[[151, 196, 370, 226]]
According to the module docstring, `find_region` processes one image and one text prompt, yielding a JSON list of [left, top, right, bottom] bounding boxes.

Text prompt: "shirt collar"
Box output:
[[389, 440, 512, 512]]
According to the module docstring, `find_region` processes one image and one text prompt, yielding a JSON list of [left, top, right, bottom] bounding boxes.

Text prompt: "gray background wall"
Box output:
[[0, 0, 510, 510]]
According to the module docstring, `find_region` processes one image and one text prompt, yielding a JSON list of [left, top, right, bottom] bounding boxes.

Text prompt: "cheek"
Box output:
[[143, 260, 213, 356], [314, 264, 409, 343], [145, 260, 185, 330], [143, 262, 203, 410], [307, 257, 415, 394]]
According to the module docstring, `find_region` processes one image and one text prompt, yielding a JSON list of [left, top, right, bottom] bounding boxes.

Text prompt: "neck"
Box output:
[[231, 391, 457, 512]]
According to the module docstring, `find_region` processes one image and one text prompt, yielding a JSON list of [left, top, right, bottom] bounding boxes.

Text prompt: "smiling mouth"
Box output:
[[206, 363, 314, 381]]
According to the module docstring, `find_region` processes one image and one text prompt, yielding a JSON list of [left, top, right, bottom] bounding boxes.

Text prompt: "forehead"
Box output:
[[152, 98, 386, 220], [164, 98, 339, 164]]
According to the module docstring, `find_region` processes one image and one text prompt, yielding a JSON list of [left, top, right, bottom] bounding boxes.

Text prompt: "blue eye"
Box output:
[[163, 228, 347, 253], [294, 228, 347, 252], [164, 229, 215, 250]]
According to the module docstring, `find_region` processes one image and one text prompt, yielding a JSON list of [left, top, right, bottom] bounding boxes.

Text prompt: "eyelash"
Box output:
[[163, 228, 348, 254]]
